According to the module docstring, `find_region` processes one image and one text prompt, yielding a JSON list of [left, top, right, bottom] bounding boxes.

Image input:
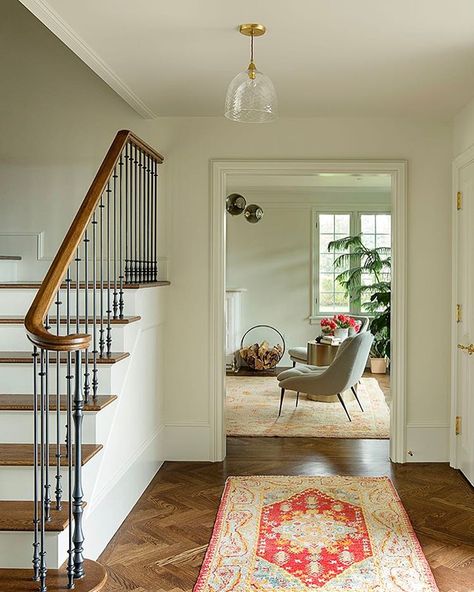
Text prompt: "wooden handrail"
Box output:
[[24, 130, 164, 351]]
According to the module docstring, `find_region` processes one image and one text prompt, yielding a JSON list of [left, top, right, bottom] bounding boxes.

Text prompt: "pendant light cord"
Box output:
[[250, 31, 254, 64]]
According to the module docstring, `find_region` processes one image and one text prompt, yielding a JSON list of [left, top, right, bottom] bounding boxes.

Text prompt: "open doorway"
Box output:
[[225, 173, 391, 439], [209, 160, 407, 462]]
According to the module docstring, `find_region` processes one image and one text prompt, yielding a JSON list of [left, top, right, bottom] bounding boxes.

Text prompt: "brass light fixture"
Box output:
[[225, 23, 278, 123]]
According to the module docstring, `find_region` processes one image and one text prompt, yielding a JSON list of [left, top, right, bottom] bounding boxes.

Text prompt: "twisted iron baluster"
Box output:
[[134, 145, 138, 283], [124, 143, 130, 284], [44, 316, 51, 523]]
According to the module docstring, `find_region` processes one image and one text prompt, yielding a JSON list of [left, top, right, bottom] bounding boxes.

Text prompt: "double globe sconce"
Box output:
[[226, 194, 264, 224]]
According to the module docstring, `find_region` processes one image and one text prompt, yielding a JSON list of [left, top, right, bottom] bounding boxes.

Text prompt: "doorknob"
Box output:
[[458, 343, 474, 355]]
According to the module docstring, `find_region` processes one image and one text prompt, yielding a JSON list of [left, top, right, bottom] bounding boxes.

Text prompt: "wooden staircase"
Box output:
[[0, 132, 167, 590]]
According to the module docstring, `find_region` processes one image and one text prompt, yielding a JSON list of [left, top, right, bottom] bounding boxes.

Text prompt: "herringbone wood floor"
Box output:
[[100, 437, 474, 592]]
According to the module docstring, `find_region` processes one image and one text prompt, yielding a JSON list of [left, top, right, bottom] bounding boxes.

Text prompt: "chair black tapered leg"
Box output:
[[279, 388, 286, 417], [351, 385, 364, 412], [337, 393, 352, 422], [292, 361, 296, 368], [296, 392, 300, 407]]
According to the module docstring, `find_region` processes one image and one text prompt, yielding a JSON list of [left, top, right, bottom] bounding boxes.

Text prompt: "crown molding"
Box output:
[[19, 0, 157, 119]]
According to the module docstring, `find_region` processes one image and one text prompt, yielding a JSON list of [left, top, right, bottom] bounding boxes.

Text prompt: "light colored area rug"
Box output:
[[226, 376, 389, 438], [194, 476, 439, 592]]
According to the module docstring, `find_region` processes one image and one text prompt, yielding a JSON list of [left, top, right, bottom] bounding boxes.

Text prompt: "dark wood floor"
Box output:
[[100, 437, 474, 592]]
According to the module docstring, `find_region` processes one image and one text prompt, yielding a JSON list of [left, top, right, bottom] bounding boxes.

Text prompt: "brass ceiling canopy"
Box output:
[[239, 23, 266, 37]]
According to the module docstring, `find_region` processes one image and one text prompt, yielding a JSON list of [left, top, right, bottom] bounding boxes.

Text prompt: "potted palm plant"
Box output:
[[327, 234, 391, 374]]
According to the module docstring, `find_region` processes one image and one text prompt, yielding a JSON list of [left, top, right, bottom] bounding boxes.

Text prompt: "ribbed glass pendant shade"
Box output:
[[225, 68, 278, 123]]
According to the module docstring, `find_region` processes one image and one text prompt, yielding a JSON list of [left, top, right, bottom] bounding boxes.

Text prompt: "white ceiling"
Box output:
[[228, 173, 392, 191], [21, 0, 474, 119]]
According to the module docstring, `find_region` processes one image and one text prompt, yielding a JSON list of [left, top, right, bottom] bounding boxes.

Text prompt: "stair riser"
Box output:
[[0, 323, 134, 351], [0, 529, 66, 569], [0, 404, 115, 444], [0, 452, 100, 501], [0, 361, 129, 394], [0, 289, 138, 316]]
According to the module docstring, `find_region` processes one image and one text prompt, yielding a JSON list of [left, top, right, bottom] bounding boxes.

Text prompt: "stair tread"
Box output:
[[0, 315, 140, 325], [0, 501, 77, 532], [0, 280, 170, 289], [0, 351, 129, 364], [0, 444, 102, 466], [0, 394, 116, 411], [0, 559, 107, 591]]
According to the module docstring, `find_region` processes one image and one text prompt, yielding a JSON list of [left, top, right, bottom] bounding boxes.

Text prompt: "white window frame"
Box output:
[[310, 205, 391, 323]]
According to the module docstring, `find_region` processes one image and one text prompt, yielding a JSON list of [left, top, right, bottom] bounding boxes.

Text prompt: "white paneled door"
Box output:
[[454, 159, 474, 486]]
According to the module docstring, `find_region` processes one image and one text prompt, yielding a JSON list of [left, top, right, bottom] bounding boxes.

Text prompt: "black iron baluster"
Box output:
[[66, 350, 74, 590], [54, 291, 62, 510], [124, 144, 130, 284], [134, 144, 138, 283], [145, 153, 149, 282], [65, 267, 74, 589], [140, 149, 144, 283], [112, 166, 118, 319], [44, 316, 51, 523], [83, 230, 90, 404], [119, 148, 125, 317], [39, 349, 47, 592], [106, 180, 112, 357], [99, 194, 105, 358], [72, 349, 85, 579], [32, 346, 40, 581], [92, 210, 98, 398], [153, 158, 158, 281]]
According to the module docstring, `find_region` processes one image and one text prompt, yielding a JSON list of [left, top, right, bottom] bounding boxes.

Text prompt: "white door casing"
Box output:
[[452, 149, 474, 485], [210, 160, 408, 463]]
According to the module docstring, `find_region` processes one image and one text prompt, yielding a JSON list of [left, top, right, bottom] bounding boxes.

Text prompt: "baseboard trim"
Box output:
[[406, 423, 450, 462]]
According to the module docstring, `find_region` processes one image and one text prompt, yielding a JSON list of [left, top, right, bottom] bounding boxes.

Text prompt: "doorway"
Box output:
[[210, 160, 407, 462]]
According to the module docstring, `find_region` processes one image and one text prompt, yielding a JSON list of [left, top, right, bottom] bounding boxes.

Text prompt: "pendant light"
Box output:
[[225, 24, 278, 123]]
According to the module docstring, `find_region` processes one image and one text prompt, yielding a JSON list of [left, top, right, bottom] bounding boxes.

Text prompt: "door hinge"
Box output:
[[456, 304, 462, 323], [457, 191, 463, 210], [455, 416, 462, 436]]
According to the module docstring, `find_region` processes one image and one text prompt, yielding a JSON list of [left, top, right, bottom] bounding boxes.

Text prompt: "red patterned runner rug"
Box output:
[[194, 476, 438, 592]]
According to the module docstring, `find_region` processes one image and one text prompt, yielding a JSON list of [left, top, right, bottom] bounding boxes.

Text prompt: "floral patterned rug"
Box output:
[[226, 376, 389, 438], [194, 476, 438, 592]]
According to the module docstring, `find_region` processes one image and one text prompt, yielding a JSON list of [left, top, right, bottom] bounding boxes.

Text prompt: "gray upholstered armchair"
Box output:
[[277, 331, 374, 420], [288, 316, 370, 367]]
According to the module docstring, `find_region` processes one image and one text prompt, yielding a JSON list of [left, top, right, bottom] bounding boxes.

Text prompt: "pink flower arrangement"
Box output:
[[320, 314, 361, 335]]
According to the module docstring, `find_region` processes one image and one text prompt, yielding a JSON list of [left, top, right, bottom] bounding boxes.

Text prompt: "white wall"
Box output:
[[226, 189, 390, 366], [140, 116, 452, 461], [0, 2, 454, 462], [0, 0, 167, 279], [453, 97, 474, 156]]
